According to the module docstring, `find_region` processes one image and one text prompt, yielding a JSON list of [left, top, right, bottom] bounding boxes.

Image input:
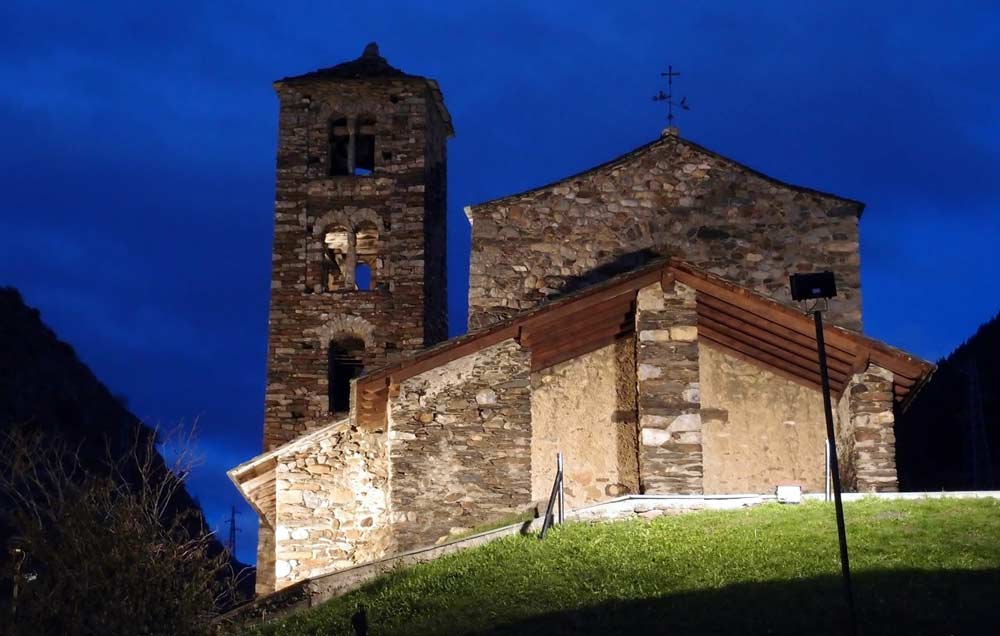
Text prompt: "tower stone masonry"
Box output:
[[257, 43, 452, 592]]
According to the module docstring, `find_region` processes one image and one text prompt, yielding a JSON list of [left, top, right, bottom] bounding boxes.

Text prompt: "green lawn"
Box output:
[[237, 498, 1000, 635]]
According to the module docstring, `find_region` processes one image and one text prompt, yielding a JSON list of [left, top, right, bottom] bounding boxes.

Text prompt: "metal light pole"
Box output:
[[790, 272, 858, 636], [557, 452, 565, 524], [9, 544, 25, 622]]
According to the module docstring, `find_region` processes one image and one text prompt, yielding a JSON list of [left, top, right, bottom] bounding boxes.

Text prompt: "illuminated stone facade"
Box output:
[[238, 46, 926, 599], [257, 44, 451, 593], [466, 132, 864, 332]]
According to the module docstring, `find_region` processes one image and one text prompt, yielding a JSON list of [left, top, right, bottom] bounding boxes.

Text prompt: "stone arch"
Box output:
[[323, 110, 377, 176], [312, 100, 343, 123], [321, 223, 353, 290], [327, 335, 365, 413], [312, 209, 384, 237], [309, 315, 376, 349], [309, 317, 377, 414], [313, 210, 384, 291]]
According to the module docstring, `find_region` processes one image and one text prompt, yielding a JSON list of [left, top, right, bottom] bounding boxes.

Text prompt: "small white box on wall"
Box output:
[[776, 485, 802, 504]]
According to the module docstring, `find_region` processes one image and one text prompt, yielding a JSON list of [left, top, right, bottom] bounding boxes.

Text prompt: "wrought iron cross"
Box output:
[[652, 65, 689, 128]]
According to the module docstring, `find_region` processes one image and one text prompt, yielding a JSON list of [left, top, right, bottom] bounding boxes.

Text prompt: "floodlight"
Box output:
[[789, 271, 837, 301]]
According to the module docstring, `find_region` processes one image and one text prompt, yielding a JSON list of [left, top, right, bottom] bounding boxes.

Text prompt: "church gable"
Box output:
[[466, 132, 865, 332], [235, 258, 933, 594], [238, 48, 935, 601]]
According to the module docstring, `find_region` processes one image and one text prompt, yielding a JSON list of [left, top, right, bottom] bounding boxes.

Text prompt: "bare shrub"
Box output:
[[0, 423, 240, 636]]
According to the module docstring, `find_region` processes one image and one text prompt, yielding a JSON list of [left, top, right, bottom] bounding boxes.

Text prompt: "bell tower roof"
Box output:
[[275, 42, 453, 136], [279, 42, 409, 81]]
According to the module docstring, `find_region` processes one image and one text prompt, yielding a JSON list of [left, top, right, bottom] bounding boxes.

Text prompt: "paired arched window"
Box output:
[[355, 263, 372, 291], [321, 222, 379, 292], [328, 336, 365, 413], [329, 116, 376, 176]]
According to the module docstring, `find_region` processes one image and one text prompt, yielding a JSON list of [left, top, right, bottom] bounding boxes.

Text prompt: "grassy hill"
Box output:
[[240, 498, 1000, 635]]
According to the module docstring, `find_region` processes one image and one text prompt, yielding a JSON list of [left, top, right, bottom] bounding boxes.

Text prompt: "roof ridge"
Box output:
[[466, 134, 865, 214]]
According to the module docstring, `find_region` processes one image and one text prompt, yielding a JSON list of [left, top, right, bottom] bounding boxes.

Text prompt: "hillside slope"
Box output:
[[897, 312, 1000, 490], [242, 499, 1000, 636], [0, 287, 252, 592]]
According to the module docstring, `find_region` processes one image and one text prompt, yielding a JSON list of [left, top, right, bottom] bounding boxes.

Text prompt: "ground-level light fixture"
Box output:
[[775, 484, 803, 504], [789, 272, 858, 636]]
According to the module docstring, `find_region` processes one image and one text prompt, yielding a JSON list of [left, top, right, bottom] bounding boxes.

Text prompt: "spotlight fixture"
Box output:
[[789, 271, 837, 301]]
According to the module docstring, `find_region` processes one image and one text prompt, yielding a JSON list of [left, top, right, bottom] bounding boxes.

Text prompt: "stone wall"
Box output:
[[835, 380, 857, 489], [387, 339, 533, 550], [273, 420, 391, 589], [422, 95, 449, 343], [530, 341, 639, 507], [699, 344, 829, 493], [845, 364, 898, 492], [467, 133, 863, 332], [634, 281, 703, 494], [265, 75, 450, 451], [255, 525, 276, 595], [261, 69, 450, 579]]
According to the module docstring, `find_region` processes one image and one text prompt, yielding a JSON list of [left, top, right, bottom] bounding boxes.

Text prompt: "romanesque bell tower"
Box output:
[[256, 43, 451, 593], [264, 43, 452, 450]]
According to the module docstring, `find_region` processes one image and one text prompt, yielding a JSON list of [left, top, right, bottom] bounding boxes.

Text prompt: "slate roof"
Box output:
[[276, 43, 454, 137], [279, 42, 411, 82]]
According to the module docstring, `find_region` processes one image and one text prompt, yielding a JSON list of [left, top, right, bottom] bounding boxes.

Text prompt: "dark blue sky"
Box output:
[[2, 2, 998, 564]]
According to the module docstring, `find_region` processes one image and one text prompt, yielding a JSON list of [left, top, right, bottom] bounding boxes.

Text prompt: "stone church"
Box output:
[[229, 44, 934, 595]]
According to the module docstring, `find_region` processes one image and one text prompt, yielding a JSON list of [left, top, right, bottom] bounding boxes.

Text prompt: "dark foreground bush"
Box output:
[[0, 425, 243, 636]]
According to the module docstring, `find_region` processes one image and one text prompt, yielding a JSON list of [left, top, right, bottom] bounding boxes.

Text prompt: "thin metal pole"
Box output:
[[814, 310, 859, 635], [825, 440, 832, 503], [11, 547, 24, 621], [540, 455, 561, 539], [557, 453, 565, 524]]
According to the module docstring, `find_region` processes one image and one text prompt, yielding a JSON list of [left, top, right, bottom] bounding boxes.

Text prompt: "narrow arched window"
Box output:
[[329, 118, 350, 176], [329, 115, 376, 176], [354, 116, 376, 176], [354, 221, 378, 291], [328, 336, 365, 413], [322, 225, 352, 291], [355, 263, 372, 290]]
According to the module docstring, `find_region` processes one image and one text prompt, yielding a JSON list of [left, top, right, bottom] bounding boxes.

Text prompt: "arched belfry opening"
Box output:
[[320, 220, 378, 292], [355, 221, 379, 290], [355, 263, 372, 291], [322, 225, 352, 291], [328, 336, 365, 413], [329, 115, 376, 177]]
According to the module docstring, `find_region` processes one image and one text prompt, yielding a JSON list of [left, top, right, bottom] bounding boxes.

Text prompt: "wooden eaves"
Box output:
[[354, 258, 934, 428], [227, 416, 353, 528]]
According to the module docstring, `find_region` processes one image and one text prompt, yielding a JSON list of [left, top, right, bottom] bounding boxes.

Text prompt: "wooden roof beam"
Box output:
[[699, 327, 846, 392], [701, 336, 846, 398], [519, 290, 638, 332], [521, 302, 634, 349], [532, 332, 625, 372], [697, 313, 854, 380], [675, 268, 863, 355], [697, 293, 856, 362]]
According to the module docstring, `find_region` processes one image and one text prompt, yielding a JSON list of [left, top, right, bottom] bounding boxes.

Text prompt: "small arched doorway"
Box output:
[[328, 336, 365, 413]]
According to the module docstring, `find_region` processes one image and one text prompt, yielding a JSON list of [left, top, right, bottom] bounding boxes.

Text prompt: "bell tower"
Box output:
[[263, 43, 452, 448], [256, 43, 451, 594]]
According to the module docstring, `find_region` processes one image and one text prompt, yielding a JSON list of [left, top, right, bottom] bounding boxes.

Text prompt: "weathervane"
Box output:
[[652, 65, 689, 131]]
